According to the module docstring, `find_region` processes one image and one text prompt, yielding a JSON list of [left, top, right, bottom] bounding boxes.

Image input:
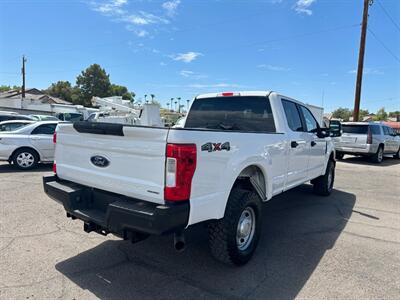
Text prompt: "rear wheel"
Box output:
[[371, 146, 383, 163], [394, 147, 400, 159], [12, 148, 38, 170], [208, 188, 262, 266], [313, 160, 335, 196]]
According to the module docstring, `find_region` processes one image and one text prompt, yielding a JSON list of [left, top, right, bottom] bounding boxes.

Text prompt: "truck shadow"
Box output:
[[56, 185, 355, 299], [338, 155, 400, 167], [0, 162, 52, 173]]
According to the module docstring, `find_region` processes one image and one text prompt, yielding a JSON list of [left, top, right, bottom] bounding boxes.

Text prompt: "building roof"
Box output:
[[384, 121, 400, 129], [0, 88, 71, 105]]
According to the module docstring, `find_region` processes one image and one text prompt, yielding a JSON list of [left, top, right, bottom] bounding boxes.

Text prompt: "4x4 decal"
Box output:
[[201, 142, 230, 152]]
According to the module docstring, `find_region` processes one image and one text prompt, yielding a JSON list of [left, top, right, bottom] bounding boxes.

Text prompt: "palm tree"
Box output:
[[144, 94, 148, 103], [174, 101, 178, 112], [167, 103, 170, 110], [177, 97, 181, 113], [170, 98, 174, 112], [150, 94, 155, 103], [186, 99, 190, 111]]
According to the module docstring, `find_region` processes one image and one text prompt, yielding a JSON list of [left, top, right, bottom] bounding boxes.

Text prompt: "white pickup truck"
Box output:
[[43, 91, 337, 265]]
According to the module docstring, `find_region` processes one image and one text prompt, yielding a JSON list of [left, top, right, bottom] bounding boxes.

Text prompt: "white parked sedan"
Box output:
[[0, 121, 59, 169]]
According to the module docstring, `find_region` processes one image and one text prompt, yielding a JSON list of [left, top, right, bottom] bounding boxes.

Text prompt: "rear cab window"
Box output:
[[342, 125, 368, 134], [184, 96, 276, 133]]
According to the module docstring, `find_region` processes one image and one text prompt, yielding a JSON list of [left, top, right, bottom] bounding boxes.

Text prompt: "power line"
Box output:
[[376, 0, 400, 33], [368, 27, 400, 64]]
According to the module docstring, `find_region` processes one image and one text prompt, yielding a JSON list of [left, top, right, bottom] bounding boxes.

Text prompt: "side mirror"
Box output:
[[328, 120, 342, 137]]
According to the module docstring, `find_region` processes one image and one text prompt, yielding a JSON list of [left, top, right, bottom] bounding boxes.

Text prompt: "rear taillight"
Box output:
[[53, 132, 57, 144], [164, 143, 197, 202], [367, 127, 373, 144], [53, 161, 57, 174]]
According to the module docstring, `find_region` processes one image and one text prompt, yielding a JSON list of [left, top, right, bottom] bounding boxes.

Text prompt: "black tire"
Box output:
[[313, 160, 335, 196], [208, 188, 262, 266], [394, 147, 400, 159], [335, 152, 344, 160], [371, 146, 384, 163], [12, 148, 39, 170]]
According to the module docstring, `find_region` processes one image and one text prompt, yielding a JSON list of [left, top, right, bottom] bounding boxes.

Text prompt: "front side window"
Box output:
[[31, 124, 57, 135], [185, 96, 276, 133], [299, 105, 318, 132], [282, 100, 303, 132]]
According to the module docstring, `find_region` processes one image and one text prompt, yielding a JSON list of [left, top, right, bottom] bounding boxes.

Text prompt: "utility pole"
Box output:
[[21, 55, 27, 98], [353, 0, 373, 122]]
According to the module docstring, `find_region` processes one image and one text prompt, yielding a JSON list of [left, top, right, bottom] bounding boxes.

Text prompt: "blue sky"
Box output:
[[1, 0, 399, 112]]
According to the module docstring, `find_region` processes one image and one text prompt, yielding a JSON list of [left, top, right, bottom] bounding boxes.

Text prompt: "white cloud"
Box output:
[[180, 70, 194, 77], [135, 29, 149, 37], [257, 64, 291, 71], [172, 52, 203, 63], [294, 0, 317, 16], [90, 1, 171, 38], [162, 0, 181, 17], [92, 0, 128, 16], [180, 70, 207, 79], [348, 68, 384, 75], [122, 11, 169, 25], [125, 25, 149, 37]]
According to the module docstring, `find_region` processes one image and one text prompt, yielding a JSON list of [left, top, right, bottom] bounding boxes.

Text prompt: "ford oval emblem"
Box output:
[[90, 155, 110, 168]]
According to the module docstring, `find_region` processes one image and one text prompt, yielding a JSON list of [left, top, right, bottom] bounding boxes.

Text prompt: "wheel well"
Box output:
[[233, 165, 266, 201], [9, 147, 40, 162], [379, 143, 384, 150]]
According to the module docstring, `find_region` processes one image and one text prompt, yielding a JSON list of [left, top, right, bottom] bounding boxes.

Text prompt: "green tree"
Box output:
[[388, 111, 400, 118], [332, 107, 352, 121], [109, 84, 135, 101], [0, 85, 19, 92], [45, 81, 73, 102], [358, 109, 370, 120], [76, 64, 111, 106], [0, 85, 11, 92], [374, 107, 388, 121]]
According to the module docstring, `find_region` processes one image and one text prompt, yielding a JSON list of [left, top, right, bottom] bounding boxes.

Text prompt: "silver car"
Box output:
[[334, 122, 400, 163], [0, 121, 58, 169]]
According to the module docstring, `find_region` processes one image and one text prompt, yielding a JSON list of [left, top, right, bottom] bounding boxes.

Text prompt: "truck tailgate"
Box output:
[[55, 123, 168, 204]]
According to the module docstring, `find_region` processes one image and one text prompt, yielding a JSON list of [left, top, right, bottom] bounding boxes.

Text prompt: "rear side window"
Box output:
[[282, 100, 303, 132], [185, 96, 276, 133], [383, 126, 394, 135], [31, 124, 57, 135], [369, 125, 381, 135], [342, 125, 368, 134]]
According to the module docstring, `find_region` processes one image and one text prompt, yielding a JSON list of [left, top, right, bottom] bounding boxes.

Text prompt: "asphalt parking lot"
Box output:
[[0, 157, 399, 300]]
